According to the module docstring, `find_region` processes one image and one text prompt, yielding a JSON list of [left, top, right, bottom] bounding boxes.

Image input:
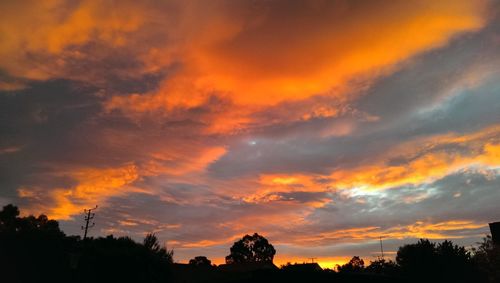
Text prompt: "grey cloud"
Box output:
[[307, 170, 499, 234]]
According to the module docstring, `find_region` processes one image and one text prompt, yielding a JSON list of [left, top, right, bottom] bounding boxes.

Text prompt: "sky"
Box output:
[[0, 0, 499, 268]]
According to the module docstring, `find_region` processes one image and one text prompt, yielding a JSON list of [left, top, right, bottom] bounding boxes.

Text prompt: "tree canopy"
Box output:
[[189, 256, 212, 267], [473, 235, 500, 282], [143, 232, 174, 262], [337, 256, 365, 273], [225, 233, 276, 264], [0, 204, 173, 283], [396, 239, 477, 282]]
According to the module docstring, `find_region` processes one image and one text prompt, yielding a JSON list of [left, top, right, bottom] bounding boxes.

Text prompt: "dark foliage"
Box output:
[[226, 233, 276, 264], [333, 238, 496, 283], [472, 235, 500, 282], [0, 204, 74, 282], [226, 268, 399, 283], [365, 258, 399, 276], [189, 256, 212, 267], [144, 232, 174, 262], [0, 204, 173, 283], [280, 262, 322, 272], [76, 235, 172, 283], [337, 256, 365, 273], [396, 239, 479, 282]]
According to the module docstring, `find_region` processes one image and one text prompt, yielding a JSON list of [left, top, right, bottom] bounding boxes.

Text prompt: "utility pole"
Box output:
[[309, 257, 317, 263], [81, 205, 97, 240], [379, 236, 384, 259]]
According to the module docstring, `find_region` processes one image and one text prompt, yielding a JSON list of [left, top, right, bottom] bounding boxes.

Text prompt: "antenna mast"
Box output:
[[379, 236, 384, 259]]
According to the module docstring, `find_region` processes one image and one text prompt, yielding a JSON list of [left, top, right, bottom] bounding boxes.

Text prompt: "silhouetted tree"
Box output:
[[225, 233, 276, 264], [0, 204, 19, 228], [144, 233, 162, 252], [77, 234, 172, 283], [397, 238, 479, 282], [396, 238, 437, 277], [473, 235, 500, 282], [143, 232, 174, 263], [0, 204, 71, 282], [0, 205, 173, 283], [436, 240, 474, 277], [337, 256, 365, 273], [189, 256, 212, 267], [365, 258, 399, 276]]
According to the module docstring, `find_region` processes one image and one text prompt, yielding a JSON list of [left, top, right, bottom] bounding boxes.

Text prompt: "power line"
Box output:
[[81, 205, 98, 240]]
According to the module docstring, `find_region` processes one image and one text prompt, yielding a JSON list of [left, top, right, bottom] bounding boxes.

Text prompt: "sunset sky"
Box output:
[[1, 0, 499, 268]]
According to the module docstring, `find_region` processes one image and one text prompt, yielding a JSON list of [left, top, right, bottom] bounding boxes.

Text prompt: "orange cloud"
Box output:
[[259, 174, 319, 187], [15, 130, 227, 219], [141, 146, 227, 177], [16, 143, 227, 220], [331, 126, 500, 191], [105, 0, 488, 118], [95, 124, 229, 178], [181, 240, 226, 249], [0, 0, 145, 80], [18, 164, 140, 220], [289, 220, 486, 246], [1, 1, 488, 136], [192, 0, 487, 106], [234, 174, 333, 209], [233, 125, 499, 207]]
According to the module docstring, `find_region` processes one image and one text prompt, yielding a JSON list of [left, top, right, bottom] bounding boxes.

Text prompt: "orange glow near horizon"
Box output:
[[202, 255, 352, 270]]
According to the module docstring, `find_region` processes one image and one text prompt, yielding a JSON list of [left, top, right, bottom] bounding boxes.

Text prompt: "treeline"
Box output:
[[330, 237, 499, 282], [0, 204, 172, 283], [1, 204, 499, 283]]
